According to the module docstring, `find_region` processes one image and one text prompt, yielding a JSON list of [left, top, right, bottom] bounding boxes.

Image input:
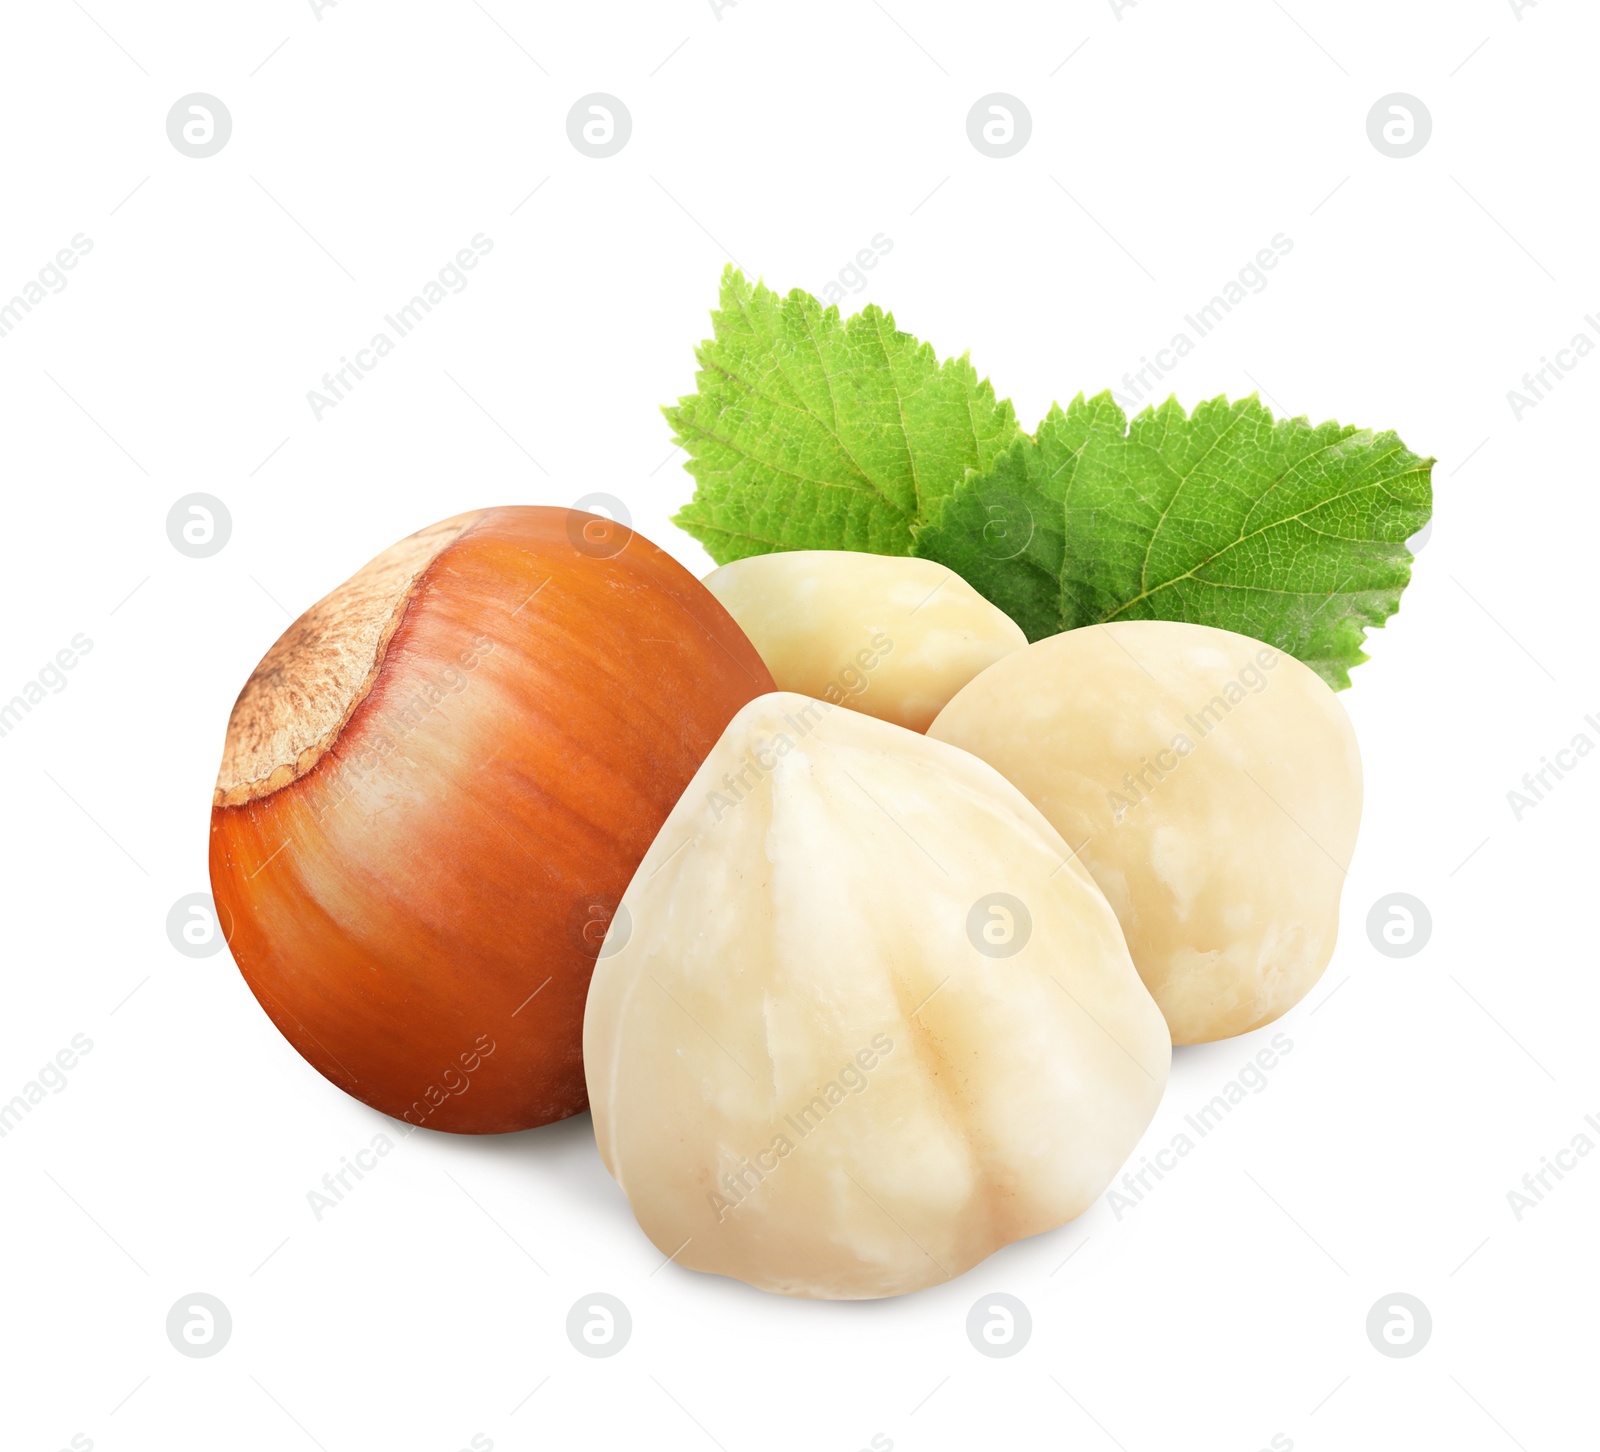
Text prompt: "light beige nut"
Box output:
[[930, 622, 1362, 1045], [583, 691, 1169, 1299], [702, 551, 1025, 732]]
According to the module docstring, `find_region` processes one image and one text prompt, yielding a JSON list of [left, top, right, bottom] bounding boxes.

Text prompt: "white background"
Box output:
[[0, 1, 1593, 1449]]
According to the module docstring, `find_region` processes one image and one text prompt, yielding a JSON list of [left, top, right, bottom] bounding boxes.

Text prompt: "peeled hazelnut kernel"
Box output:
[[701, 551, 1026, 732], [583, 691, 1169, 1300], [929, 622, 1363, 1045]]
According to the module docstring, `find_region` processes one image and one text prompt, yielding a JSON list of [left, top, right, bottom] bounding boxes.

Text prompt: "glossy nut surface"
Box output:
[[210, 506, 773, 1132], [931, 622, 1362, 1044], [703, 551, 1025, 732], [585, 692, 1169, 1298]]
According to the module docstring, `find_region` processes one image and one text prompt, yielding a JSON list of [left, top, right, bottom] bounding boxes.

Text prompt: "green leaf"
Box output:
[[916, 393, 1433, 689], [667, 268, 1020, 563], [910, 391, 1124, 641]]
